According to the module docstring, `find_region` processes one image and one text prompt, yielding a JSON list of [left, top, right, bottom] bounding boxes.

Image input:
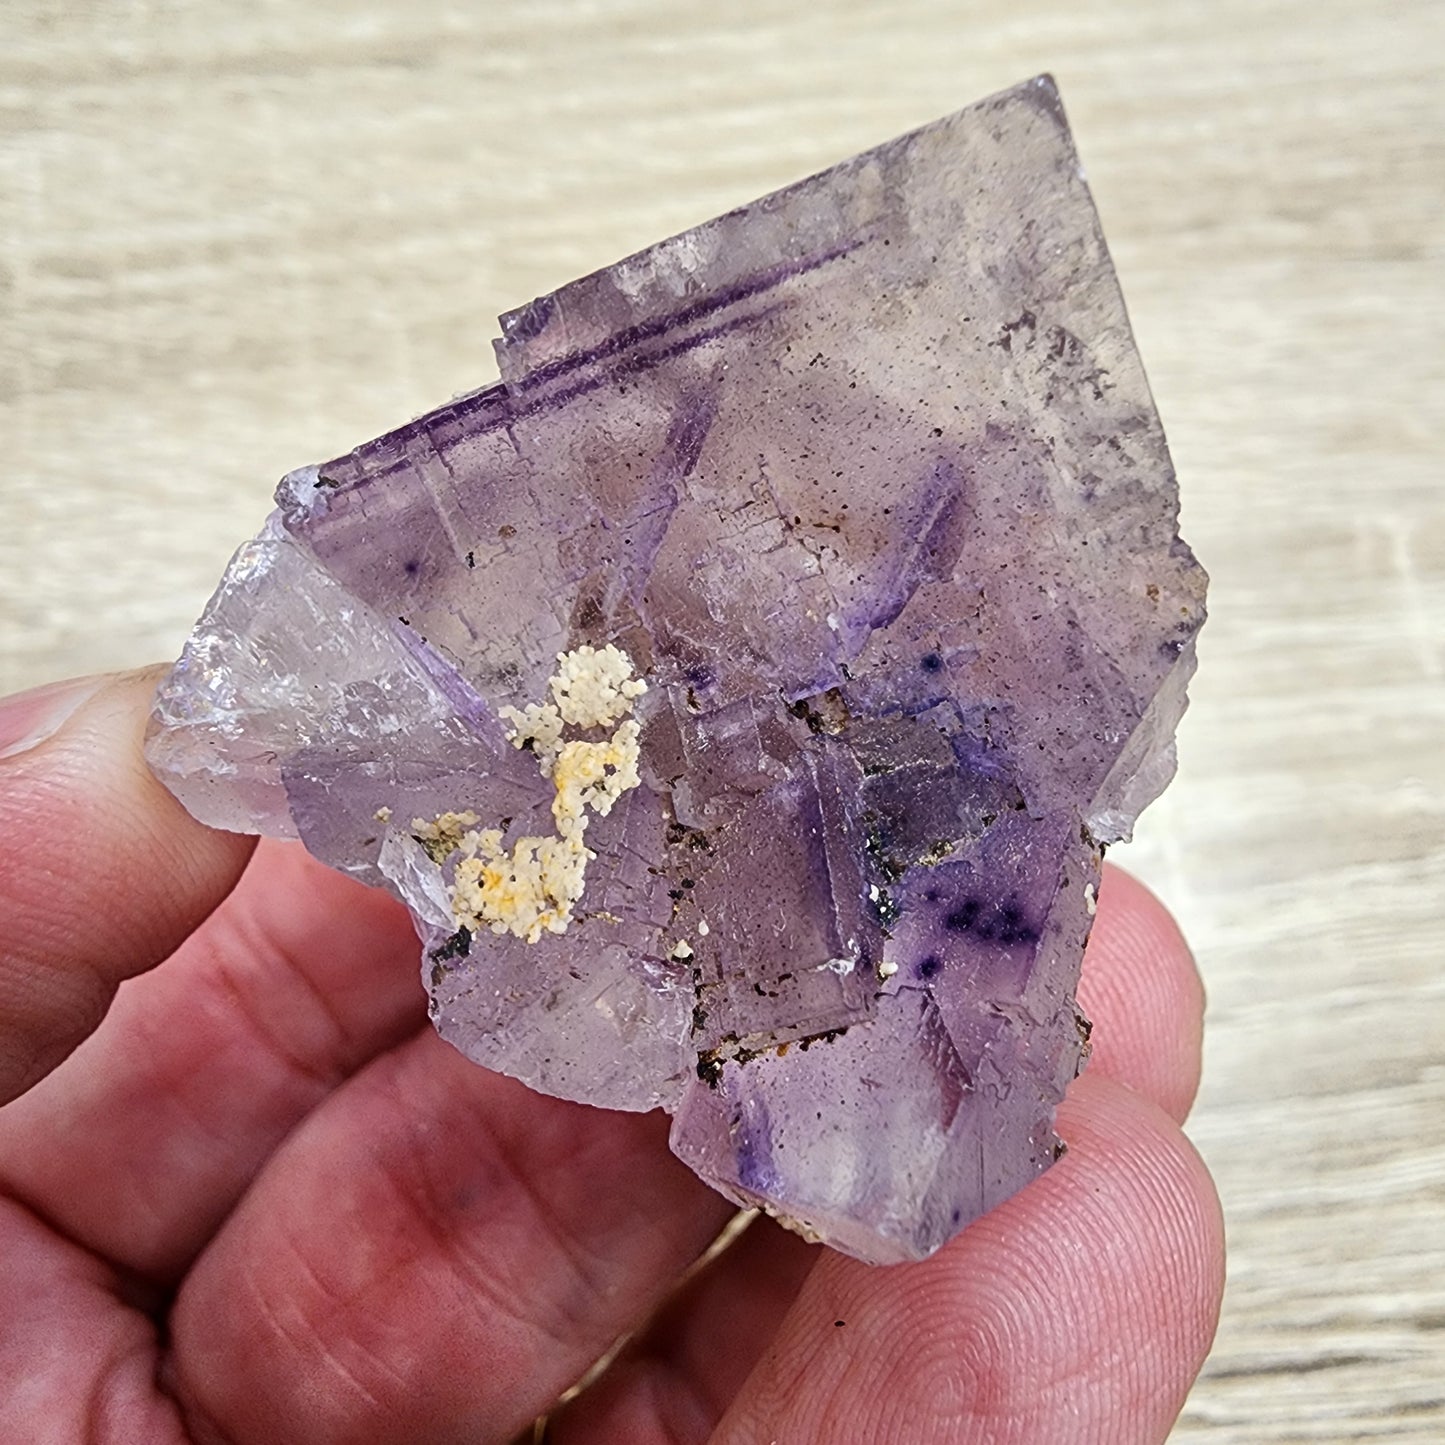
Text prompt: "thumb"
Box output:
[[0, 667, 254, 1105]]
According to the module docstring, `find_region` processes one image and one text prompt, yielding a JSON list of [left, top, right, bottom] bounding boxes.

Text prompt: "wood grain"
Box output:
[[2, 1, 1442, 1438]]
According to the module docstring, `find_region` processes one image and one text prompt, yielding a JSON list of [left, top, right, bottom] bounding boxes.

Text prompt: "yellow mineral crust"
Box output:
[[423, 647, 647, 944]]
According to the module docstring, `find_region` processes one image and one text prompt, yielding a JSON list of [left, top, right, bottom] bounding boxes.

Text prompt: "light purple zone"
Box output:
[[182, 76, 1206, 1263]]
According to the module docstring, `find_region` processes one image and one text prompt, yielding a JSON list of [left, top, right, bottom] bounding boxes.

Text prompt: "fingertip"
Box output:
[[919, 1074, 1224, 1442], [0, 668, 255, 1103], [1077, 863, 1205, 1122], [714, 1072, 1224, 1445]]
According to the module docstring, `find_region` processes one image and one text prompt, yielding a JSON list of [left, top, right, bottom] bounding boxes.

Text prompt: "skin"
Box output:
[[0, 667, 1224, 1444]]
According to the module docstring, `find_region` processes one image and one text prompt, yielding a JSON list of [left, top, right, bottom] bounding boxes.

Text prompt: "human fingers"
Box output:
[[0, 1194, 188, 1443], [1075, 864, 1205, 1124], [547, 861, 1209, 1442], [0, 839, 426, 1283], [546, 1212, 816, 1444], [0, 669, 254, 1105], [711, 1074, 1223, 1445], [166, 1030, 736, 1445]]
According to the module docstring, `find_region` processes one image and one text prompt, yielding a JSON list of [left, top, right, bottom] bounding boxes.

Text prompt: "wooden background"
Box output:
[[2, 1, 1441, 1438]]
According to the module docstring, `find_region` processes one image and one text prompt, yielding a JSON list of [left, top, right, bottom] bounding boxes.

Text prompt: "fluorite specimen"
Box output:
[[146, 75, 1206, 1264]]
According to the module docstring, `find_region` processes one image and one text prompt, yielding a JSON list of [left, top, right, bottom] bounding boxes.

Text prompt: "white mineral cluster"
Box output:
[[415, 645, 646, 944]]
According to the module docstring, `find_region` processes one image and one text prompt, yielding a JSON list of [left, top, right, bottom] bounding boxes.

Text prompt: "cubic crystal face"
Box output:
[[147, 75, 1206, 1264]]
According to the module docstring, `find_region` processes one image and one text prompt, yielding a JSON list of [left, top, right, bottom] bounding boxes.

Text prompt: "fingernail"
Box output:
[[0, 675, 109, 761]]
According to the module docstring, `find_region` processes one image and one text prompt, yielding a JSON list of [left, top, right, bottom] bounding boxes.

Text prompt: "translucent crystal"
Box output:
[[147, 75, 1206, 1263]]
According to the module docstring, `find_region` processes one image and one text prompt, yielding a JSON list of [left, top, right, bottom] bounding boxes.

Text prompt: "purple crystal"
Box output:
[[146, 75, 1206, 1264]]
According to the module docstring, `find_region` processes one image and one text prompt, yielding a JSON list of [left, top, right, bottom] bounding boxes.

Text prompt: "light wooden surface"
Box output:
[[2, 2, 1442, 1438]]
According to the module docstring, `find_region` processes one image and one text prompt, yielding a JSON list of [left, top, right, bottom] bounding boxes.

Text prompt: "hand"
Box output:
[[0, 669, 1223, 1444]]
